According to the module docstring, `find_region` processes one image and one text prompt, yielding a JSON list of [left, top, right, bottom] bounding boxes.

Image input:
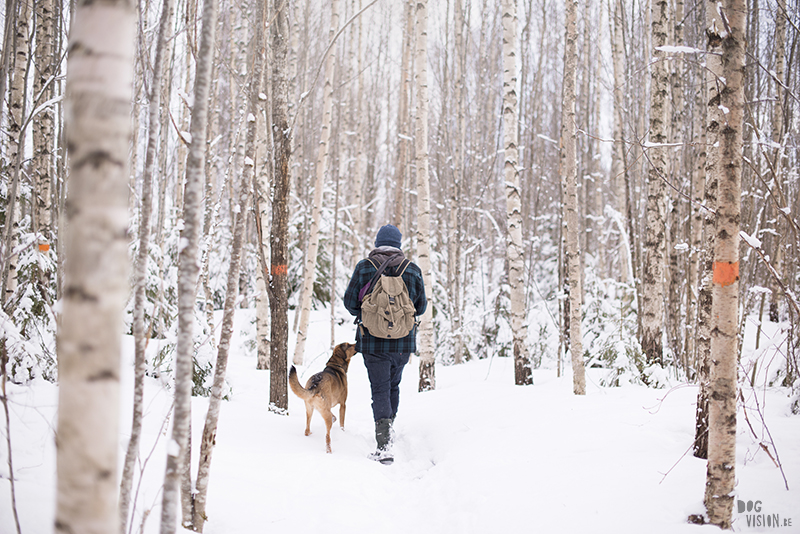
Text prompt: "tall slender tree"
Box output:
[[561, 0, 585, 395], [704, 0, 745, 526], [502, 0, 532, 385], [269, 0, 291, 414], [32, 0, 57, 251], [694, 0, 724, 460], [119, 0, 174, 531], [641, 0, 670, 367], [159, 0, 218, 529], [415, 0, 436, 392], [55, 1, 137, 533]]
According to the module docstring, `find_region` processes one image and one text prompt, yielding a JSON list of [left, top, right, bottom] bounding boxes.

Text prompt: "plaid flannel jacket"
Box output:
[[343, 257, 427, 355]]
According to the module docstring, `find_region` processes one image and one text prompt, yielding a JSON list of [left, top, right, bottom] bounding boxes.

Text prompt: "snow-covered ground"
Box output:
[[2, 308, 799, 533]]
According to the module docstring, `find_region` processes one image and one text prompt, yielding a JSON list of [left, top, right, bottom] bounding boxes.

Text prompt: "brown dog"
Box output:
[[289, 342, 356, 453]]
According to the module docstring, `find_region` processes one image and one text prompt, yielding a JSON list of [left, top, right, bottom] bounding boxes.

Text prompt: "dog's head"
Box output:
[[330, 342, 356, 371]]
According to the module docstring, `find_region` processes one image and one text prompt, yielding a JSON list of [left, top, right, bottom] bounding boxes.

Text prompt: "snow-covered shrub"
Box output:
[[2, 230, 57, 383], [581, 264, 665, 387]]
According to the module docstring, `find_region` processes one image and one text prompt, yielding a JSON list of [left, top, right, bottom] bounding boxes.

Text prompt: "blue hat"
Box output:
[[375, 225, 402, 249]]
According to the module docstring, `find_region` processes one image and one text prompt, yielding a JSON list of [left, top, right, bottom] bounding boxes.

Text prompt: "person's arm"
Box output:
[[343, 260, 366, 317], [408, 265, 427, 316]]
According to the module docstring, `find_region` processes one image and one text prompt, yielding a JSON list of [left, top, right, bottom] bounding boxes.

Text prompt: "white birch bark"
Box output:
[[449, 0, 466, 365], [768, 0, 786, 322], [255, 37, 272, 371], [609, 0, 632, 285], [159, 0, 217, 529], [415, 0, 435, 392], [351, 0, 367, 260], [33, 0, 56, 249], [561, 0, 585, 395], [502, 0, 532, 385], [392, 0, 414, 227], [55, 2, 136, 533], [704, 0, 745, 525], [293, 0, 340, 366], [693, 0, 724, 460], [119, 1, 174, 531], [1, 0, 31, 304], [641, 0, 670, 366]]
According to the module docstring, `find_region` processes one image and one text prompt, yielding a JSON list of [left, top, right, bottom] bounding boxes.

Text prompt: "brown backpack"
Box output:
[[360, 259, 417, 339]]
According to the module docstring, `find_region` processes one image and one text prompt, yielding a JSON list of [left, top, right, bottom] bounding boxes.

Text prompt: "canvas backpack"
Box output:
[[360, 258, 417, 339]]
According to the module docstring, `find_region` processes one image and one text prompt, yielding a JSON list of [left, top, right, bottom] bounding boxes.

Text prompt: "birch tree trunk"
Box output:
[[119, 0, 174, 531], [269, 0, 291, 413], [33, 0, 56, 251], [609, 0, 631, 285], [1, 0, 31, 305], [561, 0, 585, 395], [255, 27, 273, 371], [293, 0, 340, 366], [55, 2, 136, 533], [449, 0, 466, 365], [704, 0, 745, 525], [641, 0, 670, 367], [693, 0, 724, 460], [686, 65, 706, 379], [159, 0, 217, 529], [502, 0, 532, 386], [351, 0, 367, 260], [392, 0, 414, 227], [415, 0, 435, 393], [768, 0, 786, 323]]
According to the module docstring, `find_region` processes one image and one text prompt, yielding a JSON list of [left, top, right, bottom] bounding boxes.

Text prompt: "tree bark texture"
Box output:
[[609, 0, 632, 285], [561, 0, 585, 395], [641, 0, 670, 367], [415, 0, 436, 392], [55, 2, 136, 533], [1, 0, 31, 305], [704, 0, 745, 526], [392, 0, 414, 228], [33, 0, 56, 248], [694, 0, 724, 460], [159, 0, 217, 530], [269, 0, 291, 414], [502, 0, 532, 386]]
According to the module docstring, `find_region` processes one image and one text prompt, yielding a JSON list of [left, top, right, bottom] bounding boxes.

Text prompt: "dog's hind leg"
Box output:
[[322, 411, 333, 453], [304, 402, 313, 436]]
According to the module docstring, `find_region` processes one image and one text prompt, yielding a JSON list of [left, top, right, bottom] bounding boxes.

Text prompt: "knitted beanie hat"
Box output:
[[375, 224, 402, 249]]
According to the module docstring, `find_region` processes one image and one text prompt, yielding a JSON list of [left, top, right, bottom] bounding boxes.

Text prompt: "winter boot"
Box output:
[[369, 418, 394, 465]]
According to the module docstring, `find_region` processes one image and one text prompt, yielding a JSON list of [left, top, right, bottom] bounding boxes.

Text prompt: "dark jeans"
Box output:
[[362, 352, 410, 422]]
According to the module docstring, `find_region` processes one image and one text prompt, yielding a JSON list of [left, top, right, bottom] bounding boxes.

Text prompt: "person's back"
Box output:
[[343, 224, 426, 464]]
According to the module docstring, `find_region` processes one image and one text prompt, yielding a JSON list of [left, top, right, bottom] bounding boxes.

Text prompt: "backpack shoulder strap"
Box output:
[[396, 259, 411, 277]]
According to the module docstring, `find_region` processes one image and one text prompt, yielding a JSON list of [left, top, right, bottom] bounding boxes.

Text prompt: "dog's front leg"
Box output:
[[322, 412, 333, 453], [339, 402, 346, 430]]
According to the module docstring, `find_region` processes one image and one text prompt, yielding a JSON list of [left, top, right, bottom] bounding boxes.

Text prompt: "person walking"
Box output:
[[343, 224, 427, 464]]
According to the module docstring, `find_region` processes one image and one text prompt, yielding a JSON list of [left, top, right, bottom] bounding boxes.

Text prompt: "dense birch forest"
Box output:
[[0, 0, 799, 530]]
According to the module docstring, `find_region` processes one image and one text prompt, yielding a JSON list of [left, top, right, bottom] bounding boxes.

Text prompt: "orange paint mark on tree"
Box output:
[[38, 243, 50, 252], [272, 264, 288, 276], [712, 261, 739, 287]]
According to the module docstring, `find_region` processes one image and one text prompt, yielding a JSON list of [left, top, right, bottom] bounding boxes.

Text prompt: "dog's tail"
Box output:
[[288, 366, 312, 400]]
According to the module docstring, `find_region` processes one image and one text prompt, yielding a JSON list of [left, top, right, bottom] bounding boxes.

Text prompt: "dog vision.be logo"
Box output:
[[736, 499, 794, 529]]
